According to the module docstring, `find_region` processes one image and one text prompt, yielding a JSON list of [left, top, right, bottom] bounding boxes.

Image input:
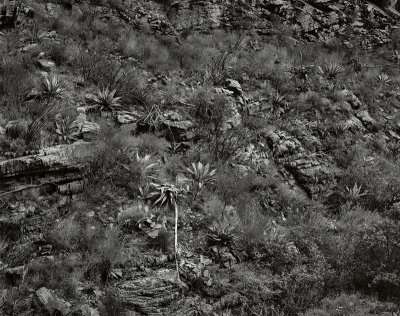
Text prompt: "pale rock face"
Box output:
[[164, 0, 398, 46], [168, 0, 224, 30]]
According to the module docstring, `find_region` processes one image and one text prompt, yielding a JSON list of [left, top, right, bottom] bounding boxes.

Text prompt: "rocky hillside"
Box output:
[[1, 0, 400, 315]]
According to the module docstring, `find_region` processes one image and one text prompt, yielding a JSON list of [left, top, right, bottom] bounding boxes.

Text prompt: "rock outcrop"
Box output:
[[165, 0, 400, 46], [0, 141, 91, 196], [116, 272, 181, 315], [262, 127, 336, 196]]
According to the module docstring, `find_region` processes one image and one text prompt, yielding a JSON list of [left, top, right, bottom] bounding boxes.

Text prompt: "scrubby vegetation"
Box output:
[[1, 0, 400, 315]]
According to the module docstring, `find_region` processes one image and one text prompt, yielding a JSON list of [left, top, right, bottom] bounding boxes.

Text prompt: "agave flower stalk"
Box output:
[[147, 182, 185, 283]]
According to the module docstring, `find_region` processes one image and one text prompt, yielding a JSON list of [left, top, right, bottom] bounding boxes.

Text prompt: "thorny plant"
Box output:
[[39, 74, 65, 98], [186, 162, 216, 200], [89, 87, 122, 111]]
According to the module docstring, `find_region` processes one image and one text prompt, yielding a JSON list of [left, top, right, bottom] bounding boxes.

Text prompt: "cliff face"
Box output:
[[165, 0, 400, 46]]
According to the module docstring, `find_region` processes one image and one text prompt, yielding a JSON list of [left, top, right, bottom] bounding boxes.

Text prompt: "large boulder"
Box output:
[[33, 287, 71, 316]]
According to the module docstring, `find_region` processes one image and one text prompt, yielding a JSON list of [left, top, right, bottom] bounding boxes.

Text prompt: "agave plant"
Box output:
[[186, 162, 216, 199], [90, 87, 122, 111], [345, 182, 368, 202], [134, 153, 159, 183], [39, 74, 64, 98], [317, 62, 344, 80], [270, 91, 288, 116], [376, 73, 391, 85], [207, 216, 238, 248], [55, 114, 78, 144]]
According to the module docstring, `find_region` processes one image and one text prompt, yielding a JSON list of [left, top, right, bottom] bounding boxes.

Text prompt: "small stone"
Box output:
[[37, 59, 56, 71], [20, 43, 39, 52]]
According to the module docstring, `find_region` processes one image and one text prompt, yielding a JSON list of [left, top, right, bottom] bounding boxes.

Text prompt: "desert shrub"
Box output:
[[163, 154, 185, 180], [169, 38, 206, 75], [89, 35, 115, 54], [118, 32, 177, 71], [281, 265, 329, 314], [47, 217, 81, 250], [338, 154, 400, 211], [296, 90, 328, 116], [240, 42, 291, 84], [237, 199, 270, 257], [212, 265, 282, 315], [132, 133, 168, 156], [149, 228, 171, 253], [51, 13, 91, 41], [74, 49, 124, 89], [1, 287, 33, 315], [118, 202, 148, 227], [347, 219, 400, 299], [42, 41, 69, 65], [305, 293, 398, 316], [90, 18, 115, 38], [77, 125, 162, 200], [84, 227, 123, 284], [0, 58, 34, 112], [191, 89, 250, 160], [24, 98, 63, 147], [26, 256, 80, 299], [117, 67, 153, 108], [215, 171, 255, 207], [202, 32, 245, 85], [99, 289, 124, 316], [191, 89, 231, 127]]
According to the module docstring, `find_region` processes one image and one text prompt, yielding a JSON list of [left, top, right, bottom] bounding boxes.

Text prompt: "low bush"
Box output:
[[348, 219, 400, 299], [99, 289, 124, 316], [84, 227, 123, 285], [305, 293, 398, 316], [26, 256, 80, 299]]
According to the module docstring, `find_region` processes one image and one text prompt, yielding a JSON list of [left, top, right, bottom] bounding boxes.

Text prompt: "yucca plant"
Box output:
[[90, 87, 122, 111], [186, 162, 216, 200], [317, 62, 344, 80], [39, 74, 64, 98]]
